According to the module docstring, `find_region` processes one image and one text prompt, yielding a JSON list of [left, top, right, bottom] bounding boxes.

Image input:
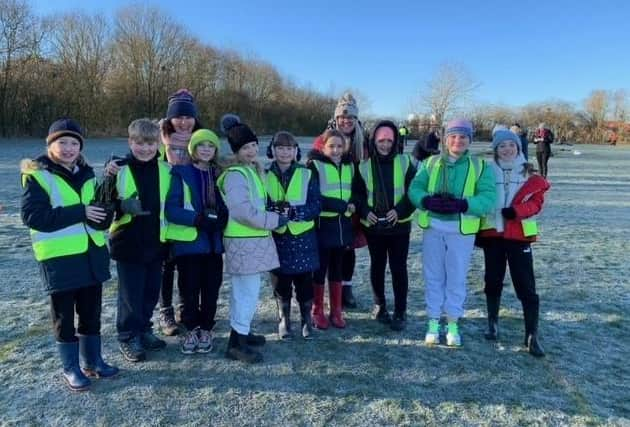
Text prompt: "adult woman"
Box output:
[[21, 118, 118, 391]]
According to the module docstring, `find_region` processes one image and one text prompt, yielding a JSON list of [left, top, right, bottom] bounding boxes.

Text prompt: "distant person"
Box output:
[[476, 130, 550, 357], [398, 124, 409, 152], [355, 121, 417, 331], [20, 118, 118, 391], [412, 126, 441, 166], [511, 123, 529, 160], [533, 123, 554, 178], [408, 119, 495, 347]]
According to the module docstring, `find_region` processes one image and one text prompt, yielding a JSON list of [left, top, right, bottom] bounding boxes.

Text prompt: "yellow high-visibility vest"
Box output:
[[165, 179, 198, 242], [109, 161, 171, 242], [266, 167, 314, 235], [22, 170, 106, 261], [218, 165, 271, 238], [311, 160, 353, 218], [417, 155, 484, 235], [358, 154, 413, 227]]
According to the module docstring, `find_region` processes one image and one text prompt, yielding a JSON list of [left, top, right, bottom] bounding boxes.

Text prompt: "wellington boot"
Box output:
[[277, 298, 292, 340], [311, 283, 329, 329], [78, 335, 119, 378], [329, 281, 346, 328], [57, 341, 90, 392], [299, 300, 313, 339]]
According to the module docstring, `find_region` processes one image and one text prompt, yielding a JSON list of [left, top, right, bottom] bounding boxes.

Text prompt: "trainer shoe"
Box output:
[[119, 336, 146, 362], [446, 321, 462, 347], [181, 329, 199, 355], [159, 307, 179, 336], [424, 319, 441, 345], [196, 329, 213, 353]]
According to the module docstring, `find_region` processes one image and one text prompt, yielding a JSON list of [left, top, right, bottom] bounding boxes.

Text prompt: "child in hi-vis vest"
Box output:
[[165, 129, 227, 355], [21, 118, 118, 391], [265, 131, 321, 340], [476, 130, 550, 357], [408, 119, 495, 347]]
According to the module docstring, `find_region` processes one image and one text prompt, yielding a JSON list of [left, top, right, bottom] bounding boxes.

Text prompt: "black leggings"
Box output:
[[274, 272, 314, 303], [342, 248, 355, 282], [366, 233, 410, 313], [536, 150, 550, 178], [50, 285, 102, 342], [314, 247, 345, 284]]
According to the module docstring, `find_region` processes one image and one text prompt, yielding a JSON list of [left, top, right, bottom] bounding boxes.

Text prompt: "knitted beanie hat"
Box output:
[[334, 92, 359, 118], [188, 129, 221, 157], [46, 118, 84, 149], [166, 89, 198, 120], [445, 118, 473, 141], [220, 114, 258, 153], [492, 129, 522, 151]]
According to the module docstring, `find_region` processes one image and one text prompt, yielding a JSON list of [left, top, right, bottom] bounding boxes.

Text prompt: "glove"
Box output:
[[422, 195, 467, 214], [288, 206, 307, 221], [453, 198, 468, 213], [194, 213, 216, 233], [501, 207, 517, 220], [120, 198, 150, 216]]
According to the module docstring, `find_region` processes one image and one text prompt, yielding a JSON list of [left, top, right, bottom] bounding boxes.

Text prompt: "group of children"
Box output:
[[21, 90, 550, 392]]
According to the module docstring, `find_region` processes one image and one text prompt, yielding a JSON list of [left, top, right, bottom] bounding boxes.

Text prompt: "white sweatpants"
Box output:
[[422, 227, 475, 319], [229, 273, 261, 335]]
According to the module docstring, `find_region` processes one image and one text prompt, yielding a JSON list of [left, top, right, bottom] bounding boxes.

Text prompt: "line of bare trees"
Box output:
[[0, 1, 336, 138], [411, 62, 629, 144]]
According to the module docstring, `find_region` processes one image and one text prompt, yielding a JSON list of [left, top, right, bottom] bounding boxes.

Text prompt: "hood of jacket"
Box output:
[[369, 120, 399, 162]]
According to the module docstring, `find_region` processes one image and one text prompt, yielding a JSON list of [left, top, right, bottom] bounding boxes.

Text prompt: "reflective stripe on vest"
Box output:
[[218, 165, 270, 238], [22, 170, 105, 261], [265, 167, 314, 235], [417, 155, 484, 235], [164, 180, 198, 242], [311, 160, 353, 218], [358, 154, 413, 226], [109, 161, 171, 242]]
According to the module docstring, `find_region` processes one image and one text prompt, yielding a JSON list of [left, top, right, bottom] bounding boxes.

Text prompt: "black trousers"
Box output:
[[342, 248, 355, 282], [482, 239, 539, 312], [176, 253, 223, 331], [314, 247, 345, 284], [50, 285, 102, 342], [366, 233, 410, 313], [159, 256, 181, 310], [274, 272, 314, 304], [536, 150, 550, 178], [116, 259, 162, 342]]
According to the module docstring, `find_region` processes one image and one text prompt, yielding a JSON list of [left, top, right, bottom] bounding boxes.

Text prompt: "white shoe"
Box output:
[[446, 322, 462, 347], [424, 319, 441, 345]]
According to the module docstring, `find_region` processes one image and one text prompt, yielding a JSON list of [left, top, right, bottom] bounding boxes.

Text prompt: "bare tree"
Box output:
[[417, 62, 480, 126]]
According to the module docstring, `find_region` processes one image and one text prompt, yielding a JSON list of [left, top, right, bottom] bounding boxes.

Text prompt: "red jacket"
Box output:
[[478, 174, 550, 242]]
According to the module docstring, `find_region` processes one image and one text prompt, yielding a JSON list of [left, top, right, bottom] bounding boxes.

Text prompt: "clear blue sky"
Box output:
[[31, 0, 630, 118]]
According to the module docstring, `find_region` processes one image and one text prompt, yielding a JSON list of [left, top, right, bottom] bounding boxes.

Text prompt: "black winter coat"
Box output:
[[21, 155, 111, 295]]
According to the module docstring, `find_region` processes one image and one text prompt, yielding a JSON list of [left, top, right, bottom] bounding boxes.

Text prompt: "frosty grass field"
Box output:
[[0, 138, 628, 426]]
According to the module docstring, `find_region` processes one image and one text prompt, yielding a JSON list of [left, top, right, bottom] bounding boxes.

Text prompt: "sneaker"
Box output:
[[372, 304, 391, 324], [119, 336, 146, 362], [159, 308, 179, 336], [181, 329, 199, 355], [196, 329, 213, 353], [424, 319, 441, 345], [141, 331, 167, 350], [390, 312, 407, 331], [446, 321, 462, 347]]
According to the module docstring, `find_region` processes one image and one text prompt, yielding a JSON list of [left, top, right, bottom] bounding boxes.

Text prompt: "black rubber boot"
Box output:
[[78, 335, 119, 378], [390, 311, 407, 331], [57, 341, 91, 392], [524, 304, 545, 357], [246, 332, 266, 346], [372, 304, 391, 324], [342, 285, 357, 309], [299, 300, 313, 340], [225, 329, 263, 363], [484, 295, 501, 340], [277, 299, 292, 340]]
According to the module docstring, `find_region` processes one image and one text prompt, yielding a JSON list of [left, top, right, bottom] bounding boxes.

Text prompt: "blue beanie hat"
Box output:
[[166, 89, 198, 120], [492, 129, 522, 151], [445, 118, 473, 141]]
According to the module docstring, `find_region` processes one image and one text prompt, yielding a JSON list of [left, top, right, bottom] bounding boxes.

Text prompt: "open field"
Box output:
[[0, 139, 628, 426]]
